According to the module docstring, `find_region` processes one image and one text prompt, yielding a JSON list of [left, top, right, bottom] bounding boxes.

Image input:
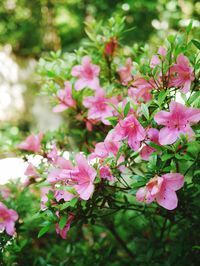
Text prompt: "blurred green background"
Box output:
[[0, 0, 199, 153]]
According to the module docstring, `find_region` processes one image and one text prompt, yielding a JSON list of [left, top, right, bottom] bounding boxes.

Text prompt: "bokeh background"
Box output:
[[0, 0, 199, 180]]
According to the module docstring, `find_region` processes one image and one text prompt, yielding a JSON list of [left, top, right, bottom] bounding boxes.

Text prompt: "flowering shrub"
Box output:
[[1, 18, 200, 265]]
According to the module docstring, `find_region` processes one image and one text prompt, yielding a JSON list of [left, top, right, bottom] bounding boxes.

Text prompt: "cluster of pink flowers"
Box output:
[[16, 46, 200, 239]]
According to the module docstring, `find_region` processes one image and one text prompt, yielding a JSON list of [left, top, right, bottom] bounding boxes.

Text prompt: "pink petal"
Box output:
[[6, 221, 15, 236], [163, 173, 184, 191], [156, 187, 178, 210], [71, 65, 82, 77], [154, 111, 171, 125], [74, 79, 87, 91], [158, 127, 179, 145]]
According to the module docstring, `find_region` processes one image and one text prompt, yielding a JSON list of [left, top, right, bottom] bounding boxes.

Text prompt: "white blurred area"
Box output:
[[0, 46, 62, 185], [0, 45, 35, 121], [0, 155, 43, 185]]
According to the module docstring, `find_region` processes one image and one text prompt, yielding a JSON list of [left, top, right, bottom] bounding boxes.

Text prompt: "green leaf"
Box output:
[[186, 21, 193, 34], [38, 224, 51, 238], [148, 141, 164, 151], [192, 39, 200, 50], [157, 91, 168, 106], [124, 102, 130, 117], [161, 153, 174, 161], [59, 216, 67, 229], [141, 103, 149, 120]]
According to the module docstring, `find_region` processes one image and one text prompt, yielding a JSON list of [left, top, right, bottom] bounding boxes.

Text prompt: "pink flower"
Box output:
[[71, 56, 100, 91], [47, 159, 73, 184], [56, 213, 74, 239], [140, 128, 160, 161], [24, 163, 39, 178], [83, 88, 118, 125], [128, 78, 153, 104], [99, 166, 115, 181], [90, 131, 121, 159], [17, 132, 43, 153], [53, 81, 76, 113], [118, 58, 133, 85], [154, 101, 200, 145], [136, 173, 184, 210], [113, 115, 145, 151], [0, 202, 18, 236], [170, 54, 194, 93], [71, 154, 96, 200]]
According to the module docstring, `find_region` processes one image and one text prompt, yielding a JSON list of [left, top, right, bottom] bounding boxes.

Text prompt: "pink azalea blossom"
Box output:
[[53, 81, 76, 113], [128, 78, 153, 104], [0, 202, 18, 236], [47, 159, 73, 184], [154, 101, 200, 145], [140, 128, 160, 161], [136, 173, 184, 210], [56, 213, 74, 239], [118, 58, 133, 85], [17, 132, 43, 153], [113, 115, 145, 151], [71, 56, 100, 91], [71, 154, 96, 200], [99, 165, 115, 181], [83, 88, 118, 125], [90, 131, 121, 159], [24, 163, 39, 178], [170, 54, 194, 93]]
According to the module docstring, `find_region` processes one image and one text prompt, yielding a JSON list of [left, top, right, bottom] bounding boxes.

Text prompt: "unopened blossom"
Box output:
[[53, 81, 76, 113], [170, 54, 194, 93], [83, 88, 118, 125], [0, 202, 18, 236], [118, 58, 133, 85], [104, 37, 118, 56], [17, 132, 43, 153], [158, 46, 167, 57], [56, 213, 74, 239], [154, 101, 200, 145], [113, 115, 145, 151], [136, 173, 184, 210], [71, 56, 100, 91], [72, 154, 96, 200], [140, 128, 160, 161]]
